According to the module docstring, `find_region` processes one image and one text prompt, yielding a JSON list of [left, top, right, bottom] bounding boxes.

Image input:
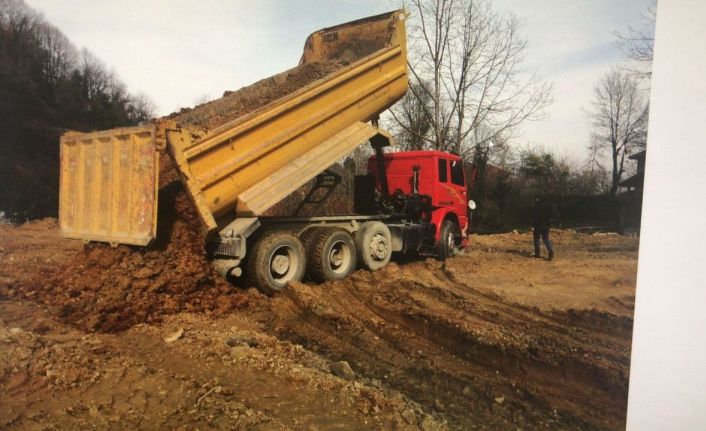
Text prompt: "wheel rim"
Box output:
[[446, 230, 455, 254], [328, 239, 352, 275], [268, 245, 299, 283], [368, 232, 390, 261]]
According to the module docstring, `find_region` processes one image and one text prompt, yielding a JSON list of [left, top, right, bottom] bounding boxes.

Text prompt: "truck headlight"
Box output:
[[468, 200, 476, 210]]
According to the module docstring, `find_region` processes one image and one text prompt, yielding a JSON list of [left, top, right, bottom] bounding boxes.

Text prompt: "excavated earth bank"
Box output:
[[1, 223, 638, 430]]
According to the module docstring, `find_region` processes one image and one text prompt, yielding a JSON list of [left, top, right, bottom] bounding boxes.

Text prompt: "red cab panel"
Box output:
[[367, 150, 469, 237]]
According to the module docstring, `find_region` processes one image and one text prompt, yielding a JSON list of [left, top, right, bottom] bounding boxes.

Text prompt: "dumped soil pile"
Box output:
[[169, 61, 346, 130], [6, 157, 248, 333], [1, 224, 639, 429]]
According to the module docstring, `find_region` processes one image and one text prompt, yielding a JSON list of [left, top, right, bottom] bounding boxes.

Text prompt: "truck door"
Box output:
[[449, 158, 469, 230], [435, 156, 468, 230]]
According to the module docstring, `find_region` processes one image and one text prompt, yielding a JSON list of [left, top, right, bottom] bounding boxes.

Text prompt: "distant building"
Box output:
[[618, 149, 646, 232], [619, 149, 647, 194]]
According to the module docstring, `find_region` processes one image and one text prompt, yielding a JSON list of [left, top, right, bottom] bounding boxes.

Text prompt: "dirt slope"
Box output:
[[0, 299, 437, 430], [0, 223, 638, 430], [256, 232, 636, 430]]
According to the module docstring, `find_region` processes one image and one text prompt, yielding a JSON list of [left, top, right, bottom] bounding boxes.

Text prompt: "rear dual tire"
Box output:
[[247, 231, 306, 296], [304, 228, 357, 283], [247, 222, 394, 293], [305, 222, 393, 281]]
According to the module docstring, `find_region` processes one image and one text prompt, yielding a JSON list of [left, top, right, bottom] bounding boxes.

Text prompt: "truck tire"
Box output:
[[246, 231, 305, 295], [436, 219, 460, 261], [355, 221, 392, 271], [306, 228, 357, 282]]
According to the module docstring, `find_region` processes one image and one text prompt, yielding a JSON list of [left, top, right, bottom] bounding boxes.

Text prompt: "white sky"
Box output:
[[25, 0, 654, 161]]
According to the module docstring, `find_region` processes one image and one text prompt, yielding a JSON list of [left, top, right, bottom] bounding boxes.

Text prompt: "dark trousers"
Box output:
[[533, 228, 554, 257]]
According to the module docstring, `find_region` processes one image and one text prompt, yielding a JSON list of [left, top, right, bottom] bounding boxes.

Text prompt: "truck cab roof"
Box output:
[[371, 150, 462, 161]]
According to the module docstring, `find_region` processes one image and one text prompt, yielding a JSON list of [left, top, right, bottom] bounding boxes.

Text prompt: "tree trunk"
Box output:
[[610, 144, 619, 197]]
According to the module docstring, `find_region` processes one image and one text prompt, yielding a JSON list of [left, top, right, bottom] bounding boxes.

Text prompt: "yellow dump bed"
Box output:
[[59, 10, 407, 245]]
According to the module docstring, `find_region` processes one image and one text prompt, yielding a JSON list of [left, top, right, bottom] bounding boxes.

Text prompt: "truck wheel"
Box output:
[[436, 219, 460, 261], [306, 228, 357, 282], [355, 221, 392, 271], [246, 231, 305, 295]]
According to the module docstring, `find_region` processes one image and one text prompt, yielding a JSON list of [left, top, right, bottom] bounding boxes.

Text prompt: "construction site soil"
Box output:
[[0, 218, 638, 430]]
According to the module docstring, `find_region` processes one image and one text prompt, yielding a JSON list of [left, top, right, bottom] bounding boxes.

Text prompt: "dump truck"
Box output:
[[59, 10, 476, 294]]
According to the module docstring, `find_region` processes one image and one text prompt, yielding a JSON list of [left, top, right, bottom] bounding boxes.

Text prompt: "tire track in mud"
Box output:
[[429, 264, 632, 366], [266, 261, 630, 430], [407, 262, 631, 425], [435, 261, 634, 340], [340, 283, 557, 428], [369, 270, 627, 429], [275, 279, 524, 430]]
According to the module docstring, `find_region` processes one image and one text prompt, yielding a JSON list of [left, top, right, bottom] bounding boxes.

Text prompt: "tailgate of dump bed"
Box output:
[[59, 125, 159, 246]]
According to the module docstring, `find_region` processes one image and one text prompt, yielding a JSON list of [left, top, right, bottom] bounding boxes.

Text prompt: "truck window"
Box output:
[[451, 160, 465, 186], [438, 159, 448, 183]]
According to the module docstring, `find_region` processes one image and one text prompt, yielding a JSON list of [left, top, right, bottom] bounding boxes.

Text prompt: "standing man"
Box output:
[[531, 198, 555, 261]]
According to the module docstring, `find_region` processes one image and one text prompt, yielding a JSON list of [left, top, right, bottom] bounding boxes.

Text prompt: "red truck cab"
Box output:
[[366, 150, 473, 256]]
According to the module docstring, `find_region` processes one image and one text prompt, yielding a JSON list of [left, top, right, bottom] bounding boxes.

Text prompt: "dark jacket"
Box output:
[[531, 201, 553, 230]]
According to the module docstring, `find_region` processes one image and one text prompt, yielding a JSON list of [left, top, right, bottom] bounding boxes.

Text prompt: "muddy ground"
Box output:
[[0, 221, 638, 430]]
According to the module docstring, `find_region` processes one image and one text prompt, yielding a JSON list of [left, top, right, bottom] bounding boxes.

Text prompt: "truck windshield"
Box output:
[[451, 160, 465, 186]]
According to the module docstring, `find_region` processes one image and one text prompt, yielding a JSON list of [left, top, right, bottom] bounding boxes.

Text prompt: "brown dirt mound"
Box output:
[[10, 157, 248, 333], [1, 219, 638, 429], [168, 61, 346, 130]]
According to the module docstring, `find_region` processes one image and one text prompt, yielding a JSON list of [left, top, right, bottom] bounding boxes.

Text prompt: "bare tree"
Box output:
[[589, 69, 648, 197], [614, 0, 656, 79], [392, 81, 434, 150], [127, 93, 156, 124], [38, 23, 77, 87], [77, 48, 111, 100], [0, 0, 41, 62], [0, 0, 35, 27], [447, 1, 551, 155], [391, 0, 551, 156], [390, 0, 455, 150]]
